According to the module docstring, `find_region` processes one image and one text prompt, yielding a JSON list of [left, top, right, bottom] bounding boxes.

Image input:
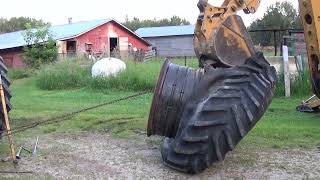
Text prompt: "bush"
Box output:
[[8, 68, 31, 80], [23, 23, 58, 69]]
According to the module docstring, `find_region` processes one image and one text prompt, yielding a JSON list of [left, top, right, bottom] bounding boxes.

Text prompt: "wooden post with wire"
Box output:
[[0, 75, 16, 163]]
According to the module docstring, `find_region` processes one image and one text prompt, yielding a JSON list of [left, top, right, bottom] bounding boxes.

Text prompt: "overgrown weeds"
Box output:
[[8, 68, 31, 80], [36, 58, 163, 91], [275, 67, 312, 97], [35, 56, 312, 97], [89, 61, 160, 91], [36, 60, 91, 90]]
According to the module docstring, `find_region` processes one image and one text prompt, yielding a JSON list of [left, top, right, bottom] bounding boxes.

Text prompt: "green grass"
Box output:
[[88, 60, 161, 91], [8, 68, 31, 80], [35, 60, 91, 90], [1, 57, 319, 157], [3, 77, 319, 151], [10, 78, 152, 135], [243, 97, 320, 149], [291, 70, 313, 97], [35, 57, 312, 97], [35, 58, 198, 91], [274, 67, 312, 97]]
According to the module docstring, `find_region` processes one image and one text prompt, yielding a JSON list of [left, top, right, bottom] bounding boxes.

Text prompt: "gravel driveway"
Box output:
[[1, 132, 320, 179]]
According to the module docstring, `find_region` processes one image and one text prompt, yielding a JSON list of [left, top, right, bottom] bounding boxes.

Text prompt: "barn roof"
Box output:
[[0, 18, 150, 50], [135, 25, 195, 38]]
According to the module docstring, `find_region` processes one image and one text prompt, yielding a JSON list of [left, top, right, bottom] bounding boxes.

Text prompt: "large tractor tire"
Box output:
[[0, 56, 12, 137], [148, 53, 277, 173]]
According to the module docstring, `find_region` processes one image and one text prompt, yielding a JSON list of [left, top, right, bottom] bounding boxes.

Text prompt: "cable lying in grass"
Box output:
[[0, 91, 151, 138], [0, 171, 33, 174]]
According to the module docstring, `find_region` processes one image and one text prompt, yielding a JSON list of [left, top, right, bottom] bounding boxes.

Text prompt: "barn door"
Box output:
[[119, 37, 129, 59]]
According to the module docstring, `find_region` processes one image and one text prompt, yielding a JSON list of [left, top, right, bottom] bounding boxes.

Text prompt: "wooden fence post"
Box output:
[[283, 45, 291, 97]]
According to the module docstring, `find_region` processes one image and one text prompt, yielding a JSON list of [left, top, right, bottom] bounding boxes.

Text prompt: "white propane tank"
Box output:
[[91, 58, 126, 78]]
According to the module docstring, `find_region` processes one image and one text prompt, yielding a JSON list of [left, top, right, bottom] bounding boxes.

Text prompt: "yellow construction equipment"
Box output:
[[296, 0, 320, 112], [148, 0, 320, 174], [297, 95, 320, 112]]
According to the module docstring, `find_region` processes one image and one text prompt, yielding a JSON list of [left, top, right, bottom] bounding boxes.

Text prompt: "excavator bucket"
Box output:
[[194, 15, 256, 67]]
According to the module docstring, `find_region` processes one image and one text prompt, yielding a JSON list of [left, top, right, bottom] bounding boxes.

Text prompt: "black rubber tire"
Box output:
[[0, 56, 12, 136], [160, 54, 277, 174]]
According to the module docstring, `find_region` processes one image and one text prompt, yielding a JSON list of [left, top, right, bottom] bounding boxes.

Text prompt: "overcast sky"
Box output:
[[1, 0, 298, 27]]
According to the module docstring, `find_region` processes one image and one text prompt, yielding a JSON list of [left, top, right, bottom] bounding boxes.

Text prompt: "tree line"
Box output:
[[0, 16, 190, 34], [0, 17, 49, 34], [248, 1, 303, 46], [1, 2, 302, 47], [123, 16, 190, 31]]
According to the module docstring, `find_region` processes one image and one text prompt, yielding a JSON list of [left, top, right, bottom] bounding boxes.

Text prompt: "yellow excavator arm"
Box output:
[[194, 0, 320, 98], [194, 0, 260, 68], [299, 0, 320, 97]]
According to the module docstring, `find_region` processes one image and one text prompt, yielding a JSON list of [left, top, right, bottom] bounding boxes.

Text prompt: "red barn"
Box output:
[[0, 19, 150, 68]]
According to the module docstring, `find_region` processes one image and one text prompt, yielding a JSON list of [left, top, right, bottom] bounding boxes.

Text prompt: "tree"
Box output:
[[123, 16, 190, 31], [22, 23, 58, 69], [248, 1, 303, 46], [0, 17, 49, 34]]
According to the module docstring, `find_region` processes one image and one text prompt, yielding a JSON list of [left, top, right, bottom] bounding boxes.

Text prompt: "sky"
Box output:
[[1, 0, 299, 27]]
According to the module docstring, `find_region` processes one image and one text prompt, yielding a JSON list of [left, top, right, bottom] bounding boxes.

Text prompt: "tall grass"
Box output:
[[275, 68, 312, 97], [291, 70, 313, 97], [274, 67, 285, 97], [36, 60, 91, 90], [36, 57, 311, 97], [89, 61, 161, 91], [36, 59, 163, 91], [8, 68, 31, 80]]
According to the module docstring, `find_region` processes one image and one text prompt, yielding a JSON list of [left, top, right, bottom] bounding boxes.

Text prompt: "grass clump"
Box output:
[[8, 68, 31, 80], [34, 56, 313, 97], [89, 61, 161, 91], [36, 60, 91, 90], [36, 57, 313, 97], [275, 68, 312, 97], [275, 68, 285, 97], [36, 58, 164, 91], [291, 70, 313, 97]]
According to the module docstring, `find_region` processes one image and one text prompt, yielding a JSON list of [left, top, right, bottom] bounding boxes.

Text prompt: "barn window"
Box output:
[[85, 43, 93, 52]]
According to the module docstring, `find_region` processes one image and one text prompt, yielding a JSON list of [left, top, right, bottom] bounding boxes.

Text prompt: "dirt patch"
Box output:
[[1, 132, 320, 179]]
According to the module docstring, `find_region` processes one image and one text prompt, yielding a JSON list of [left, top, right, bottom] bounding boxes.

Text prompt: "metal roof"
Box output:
[[135, 25, 195, 38], [0, 18, 150, 50]]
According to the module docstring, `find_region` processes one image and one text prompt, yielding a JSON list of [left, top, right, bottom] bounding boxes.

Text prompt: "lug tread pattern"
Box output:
[[160, 55, 277, 174]]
